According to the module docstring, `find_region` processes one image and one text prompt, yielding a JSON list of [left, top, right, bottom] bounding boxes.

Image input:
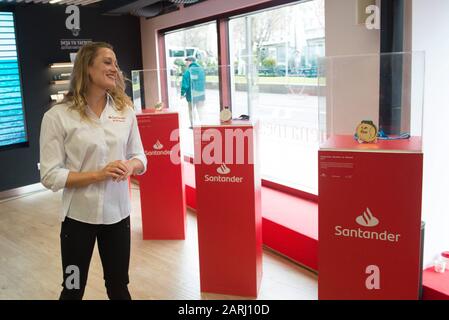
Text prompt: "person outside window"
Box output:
[[180, 56, 205, 128]]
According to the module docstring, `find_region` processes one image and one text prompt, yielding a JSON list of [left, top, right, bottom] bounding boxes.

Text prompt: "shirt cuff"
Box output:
[[130, 156, 147, 175], [52, 168, 70, 192]]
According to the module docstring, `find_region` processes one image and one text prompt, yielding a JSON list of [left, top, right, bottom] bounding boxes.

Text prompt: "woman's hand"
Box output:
[[65, 159, 143, 188], [115, 160, 134, 182], [99, 159, 144, 182], [99, 160, 130, 182], [115, 159, 145, 181]]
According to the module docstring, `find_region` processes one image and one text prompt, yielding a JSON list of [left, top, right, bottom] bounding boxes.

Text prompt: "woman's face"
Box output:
[[88, 47, 118, 91]]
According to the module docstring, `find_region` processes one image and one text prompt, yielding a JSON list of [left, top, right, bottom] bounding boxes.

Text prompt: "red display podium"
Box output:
[[422, 266, 449, 300], [136, 109, 186, 239], [193, 121, 262, 297], [318, 136, 423, 299]]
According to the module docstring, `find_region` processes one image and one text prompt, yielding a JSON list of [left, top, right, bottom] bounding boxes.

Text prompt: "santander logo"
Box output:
[[153, 140, 163, 150], [217, 164, 231, 175], [334, 207, 401, 243], [145, 139, 170, 156], [204, 164, 243, 183], [355, 208, 379, 227]]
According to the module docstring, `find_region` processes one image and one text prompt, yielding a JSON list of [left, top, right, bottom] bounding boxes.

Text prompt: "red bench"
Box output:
[[183, 161, 318, 271]]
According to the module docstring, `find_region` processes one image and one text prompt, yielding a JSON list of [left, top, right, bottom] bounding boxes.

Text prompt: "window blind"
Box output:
[[0, 12, 27, 148]]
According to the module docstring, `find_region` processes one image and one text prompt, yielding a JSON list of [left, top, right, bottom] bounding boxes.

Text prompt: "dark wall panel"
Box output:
[[379, 0, 404, 135], [0, 5, 142, 192]]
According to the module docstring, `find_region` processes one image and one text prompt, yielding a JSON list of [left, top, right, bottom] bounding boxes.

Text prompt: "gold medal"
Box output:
[[355, 120, 378, 143], [154, 102, 164, 111], [220, 106, 232, 123]]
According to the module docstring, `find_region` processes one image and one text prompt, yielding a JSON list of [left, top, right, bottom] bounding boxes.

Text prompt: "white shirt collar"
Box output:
[[85, 93, 114, 121]]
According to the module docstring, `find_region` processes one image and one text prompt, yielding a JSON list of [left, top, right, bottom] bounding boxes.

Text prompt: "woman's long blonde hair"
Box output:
[[62, 42, 132, 118]]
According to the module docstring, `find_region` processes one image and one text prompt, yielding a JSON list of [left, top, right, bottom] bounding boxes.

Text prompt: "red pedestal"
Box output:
[[318, 136, 423, 300], [423, 267, 449, 300], [136, 109, 186, 239], [194, 122, 262, 297]]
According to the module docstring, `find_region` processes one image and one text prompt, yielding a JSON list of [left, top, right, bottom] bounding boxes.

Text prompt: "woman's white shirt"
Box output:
[[39, 96, 147, 224]]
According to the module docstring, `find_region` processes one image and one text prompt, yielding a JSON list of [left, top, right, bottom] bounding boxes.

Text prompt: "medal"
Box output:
[[355, 120, 378, 143], [154, 102, 164, 111], [220, 106, 232, 123]]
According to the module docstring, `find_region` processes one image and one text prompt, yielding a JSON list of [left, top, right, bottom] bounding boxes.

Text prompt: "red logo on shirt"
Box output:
[[108, 116, 126, 123]]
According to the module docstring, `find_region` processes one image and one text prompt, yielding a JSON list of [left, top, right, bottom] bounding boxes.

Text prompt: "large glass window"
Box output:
[[158, 1, 325, 194], [229, 0, 325, 194], [164, 22, 219, 155], [0, 12, 27, 149]]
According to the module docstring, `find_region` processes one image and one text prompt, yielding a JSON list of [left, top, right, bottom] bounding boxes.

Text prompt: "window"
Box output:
[[157, 0, 325, 195], [164, 22, 219, 154], [0, 12, 27, 149], [229, 0, 325, 194]]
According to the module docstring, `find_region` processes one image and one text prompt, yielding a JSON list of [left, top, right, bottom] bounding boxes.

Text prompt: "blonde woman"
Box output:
[[39, 42, 147, 300]]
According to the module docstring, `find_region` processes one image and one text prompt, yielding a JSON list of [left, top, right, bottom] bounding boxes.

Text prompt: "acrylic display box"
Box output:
[[317, 52, 426, 300]]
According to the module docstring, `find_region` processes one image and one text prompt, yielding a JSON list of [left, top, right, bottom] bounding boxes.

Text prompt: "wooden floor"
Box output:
[[0, 184, 318, 300]]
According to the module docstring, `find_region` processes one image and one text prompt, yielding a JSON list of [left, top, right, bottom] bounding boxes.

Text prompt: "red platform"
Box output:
[[423, 267, 449, 300], [136, 109, 186, 239], [194, 122, 262, 297], [319, 135, 423, 300], [320, 135, 422, 153]]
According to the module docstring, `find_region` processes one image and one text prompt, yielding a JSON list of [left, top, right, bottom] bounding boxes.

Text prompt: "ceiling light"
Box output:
[[50, 63, 74, 68]]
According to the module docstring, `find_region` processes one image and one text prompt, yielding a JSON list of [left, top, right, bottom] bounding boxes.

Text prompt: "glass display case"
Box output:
[[317, 51, 425, 153], [131, 67, 200, 154], [131, 69, 165, 113], [188, 65, 257, 127], [132, 67, 232, 130]]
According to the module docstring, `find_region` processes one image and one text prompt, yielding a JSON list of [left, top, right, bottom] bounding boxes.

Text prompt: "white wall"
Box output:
[[324, 0, 380, 134], [412, 0, 449, 266], [325, 0, 380, 56]]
